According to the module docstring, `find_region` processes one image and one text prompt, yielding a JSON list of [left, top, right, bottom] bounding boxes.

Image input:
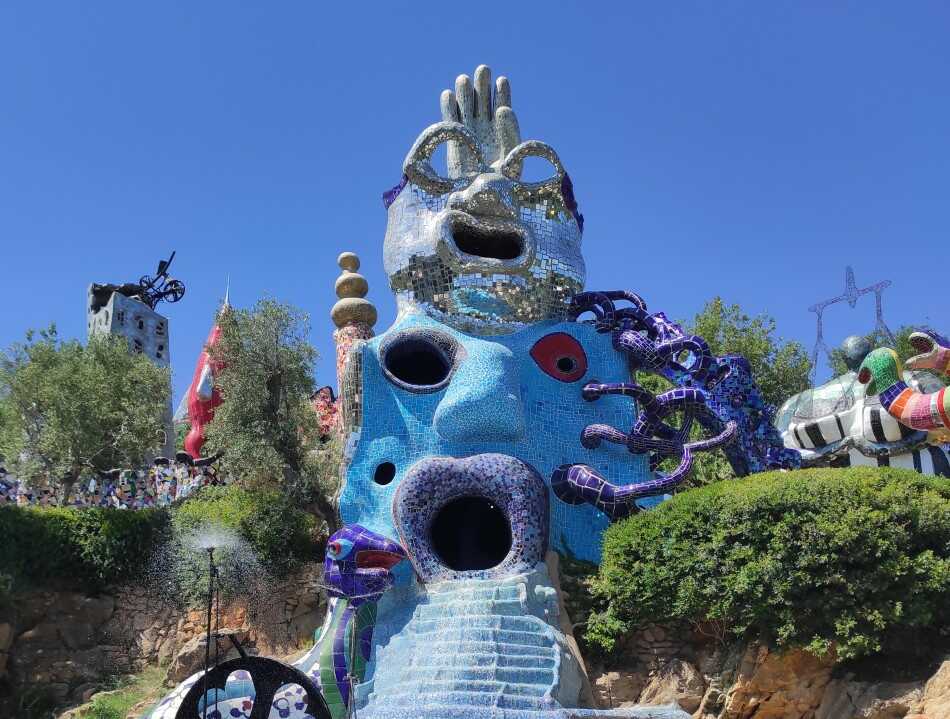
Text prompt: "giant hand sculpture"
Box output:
[[382, 65, 585, 335]]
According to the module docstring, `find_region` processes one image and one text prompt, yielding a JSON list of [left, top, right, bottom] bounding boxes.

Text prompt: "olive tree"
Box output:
[[205, 299, 339, 532], [0, 326, 170, 498]]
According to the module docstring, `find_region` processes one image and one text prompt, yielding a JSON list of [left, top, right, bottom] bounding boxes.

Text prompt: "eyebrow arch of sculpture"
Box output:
[[381, 124, 583, 231]]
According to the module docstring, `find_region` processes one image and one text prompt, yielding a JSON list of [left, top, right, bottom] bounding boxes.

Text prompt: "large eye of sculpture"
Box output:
[[380, 328, 462, 393], [402, 121, 484, 195], [501, 141, 564, 195], [530, 333, 587, 382]]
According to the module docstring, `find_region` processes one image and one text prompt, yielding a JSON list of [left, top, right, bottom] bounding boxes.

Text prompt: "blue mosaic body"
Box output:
[[339, 311, 652, 563]]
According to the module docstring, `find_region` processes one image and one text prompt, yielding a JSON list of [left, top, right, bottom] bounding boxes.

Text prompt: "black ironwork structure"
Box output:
[[89, 251, 186, 312], [175, 547, 329, 719]]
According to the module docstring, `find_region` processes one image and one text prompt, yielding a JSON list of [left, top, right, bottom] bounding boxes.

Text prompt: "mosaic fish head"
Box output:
[[857, 347, 903, 397], [382, 65, 585, 336], [905, 329, 950, 372], [324, 524, 406, 605]]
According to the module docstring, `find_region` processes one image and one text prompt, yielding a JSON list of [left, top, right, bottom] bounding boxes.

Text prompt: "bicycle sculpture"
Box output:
[[89, 251, 186, 312]]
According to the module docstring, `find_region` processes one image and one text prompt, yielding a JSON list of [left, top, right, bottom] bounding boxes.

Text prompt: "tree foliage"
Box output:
[[687, 297, 812, 408], [205, 299, 339, 531], [588, 467, 950, 662], [0, 326, 170, 494]]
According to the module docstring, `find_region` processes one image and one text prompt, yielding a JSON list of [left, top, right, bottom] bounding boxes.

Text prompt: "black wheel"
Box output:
[[175, 656, 330, 719], [139, 274, 156, 290], [163, 279, 186, 303]]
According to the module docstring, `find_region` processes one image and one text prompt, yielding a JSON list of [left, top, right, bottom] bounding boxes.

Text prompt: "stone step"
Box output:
[[365, 683, 555, 710], [414, 598, 526, 619], [379, 678, 550, 698], [377, 637, 560, 661], [372, 664, 557, 690], [357, 703, 560, 719], [405, 614, 549, 635], [390, 649, 557, 670], [380, 626, 554, 649], [423, 583, 524, 604]]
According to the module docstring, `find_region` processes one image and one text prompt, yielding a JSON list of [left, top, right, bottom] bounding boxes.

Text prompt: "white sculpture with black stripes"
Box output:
[[775, 335, 950, 475]]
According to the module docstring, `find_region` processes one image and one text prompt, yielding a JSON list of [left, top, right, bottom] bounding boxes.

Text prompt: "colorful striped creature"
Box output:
[[858, 347, 950, 433]]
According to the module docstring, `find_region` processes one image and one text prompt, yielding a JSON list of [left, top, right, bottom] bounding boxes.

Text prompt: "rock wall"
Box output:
[[0, 563, 325, 711], [587, 623, 950, 719]]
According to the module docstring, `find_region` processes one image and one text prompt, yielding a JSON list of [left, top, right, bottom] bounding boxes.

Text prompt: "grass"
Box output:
[[82, 666, 167, 719]]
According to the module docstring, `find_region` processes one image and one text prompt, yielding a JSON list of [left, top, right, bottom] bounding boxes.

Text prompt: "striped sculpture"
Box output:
[[858, 347, 950, 434]]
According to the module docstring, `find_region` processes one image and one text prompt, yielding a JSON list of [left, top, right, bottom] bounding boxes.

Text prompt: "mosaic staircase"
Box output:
[[358, 576, 689, 719]]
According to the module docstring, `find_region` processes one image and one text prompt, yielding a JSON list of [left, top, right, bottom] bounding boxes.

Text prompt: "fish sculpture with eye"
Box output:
[[858, 339, 950, 437]]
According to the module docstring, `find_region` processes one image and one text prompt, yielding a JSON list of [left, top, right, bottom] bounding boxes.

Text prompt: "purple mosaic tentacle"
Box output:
[[552, 420, 737, 519], [558, 287, 749, 521]]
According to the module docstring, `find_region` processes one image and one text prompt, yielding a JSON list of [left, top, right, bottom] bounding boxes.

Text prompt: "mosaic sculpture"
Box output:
[[382, 66, 584, 335], [181, 293, 229, 459], [150, 65, 737, 719], [296, 526, 406, 718], [858, 344, 950, 434], [606, 302, 799, 477], [906, 330, 950, 374], [776, 334, 950, 475]]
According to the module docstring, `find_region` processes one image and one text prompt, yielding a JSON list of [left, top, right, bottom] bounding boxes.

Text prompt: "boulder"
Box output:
[[919, 659, 950, 719], [59, 621, 96, 650], [720, 644, 834, 719], [638, 659, 706, 713], [166, 629, 247, 684], [79, 595, 116, 626], [592, 669, 648, 707], [815, 678, 923, 719], [17, 621, 62, 649]]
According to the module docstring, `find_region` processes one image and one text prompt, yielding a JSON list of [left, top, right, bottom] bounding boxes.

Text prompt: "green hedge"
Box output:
[[0, 485, 320, 595], [0, 505, 168, 592], [588, 467, 950, 661]]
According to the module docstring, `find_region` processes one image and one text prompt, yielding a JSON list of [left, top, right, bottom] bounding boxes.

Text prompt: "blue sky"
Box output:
[[1, 2, 947, 403]]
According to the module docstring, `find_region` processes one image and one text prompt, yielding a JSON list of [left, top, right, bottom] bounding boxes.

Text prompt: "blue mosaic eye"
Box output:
[[326, 537, 354, 560]]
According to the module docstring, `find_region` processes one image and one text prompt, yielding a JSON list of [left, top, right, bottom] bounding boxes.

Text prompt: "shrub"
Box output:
[[0, 505, 168, 592], [171, 484, 319, 575], [588, 467, 950, 662]]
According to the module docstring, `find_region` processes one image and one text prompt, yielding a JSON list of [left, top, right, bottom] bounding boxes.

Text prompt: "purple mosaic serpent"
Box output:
[[551, 291, 737, 520], [315, 525, 406, 717]]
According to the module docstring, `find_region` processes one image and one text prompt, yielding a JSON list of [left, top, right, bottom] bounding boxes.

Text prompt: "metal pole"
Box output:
[[202, 547, 214, 712]]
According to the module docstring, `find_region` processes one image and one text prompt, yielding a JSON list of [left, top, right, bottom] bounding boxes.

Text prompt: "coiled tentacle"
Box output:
[[552, 420, 736, 519]]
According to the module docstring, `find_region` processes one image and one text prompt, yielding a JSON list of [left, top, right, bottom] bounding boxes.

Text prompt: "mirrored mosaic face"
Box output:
[[382, 121, 585, 336], [338, 311, 651, 563]]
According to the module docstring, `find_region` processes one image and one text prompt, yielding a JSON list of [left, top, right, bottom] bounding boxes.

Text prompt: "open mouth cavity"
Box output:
[[911, 334, 935, 353], [430, 496, 512, 571], [393, 454, 548, 582], [449, 216, 525, 262]]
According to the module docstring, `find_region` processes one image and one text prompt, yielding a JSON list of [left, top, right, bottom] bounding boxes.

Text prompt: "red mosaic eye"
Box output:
[[531, 333, 587, 382]]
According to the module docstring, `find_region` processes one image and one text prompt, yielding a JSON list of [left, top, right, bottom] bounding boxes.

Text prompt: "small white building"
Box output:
[[87, 287, 171, 367], [87, 285, 174, 456]]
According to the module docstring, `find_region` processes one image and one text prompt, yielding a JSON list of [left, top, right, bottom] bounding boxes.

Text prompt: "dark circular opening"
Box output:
[[383, 337, 451, 388], [430, 496, 512, 571], [556, 356, 576, 373], [373, 462, 396, 486], [451, 225, 523, 261]]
